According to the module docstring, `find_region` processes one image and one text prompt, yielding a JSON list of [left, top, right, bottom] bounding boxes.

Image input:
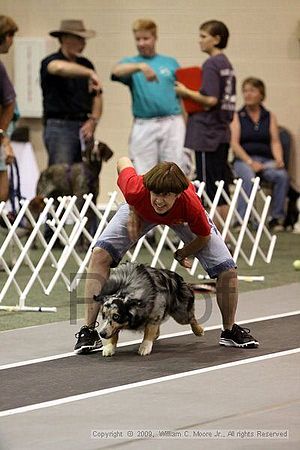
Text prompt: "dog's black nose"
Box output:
[[99, 331, 107, 338]]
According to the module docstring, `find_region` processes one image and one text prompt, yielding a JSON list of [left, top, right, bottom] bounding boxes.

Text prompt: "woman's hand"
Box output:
[[174, 81, 189, 98], [178, 257, 193, 269], [250, 160, 264, 173], [275, 159, 285, 169], [174, 249, 193, 269]]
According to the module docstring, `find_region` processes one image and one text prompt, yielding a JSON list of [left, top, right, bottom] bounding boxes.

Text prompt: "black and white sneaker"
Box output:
[[219, 324, 259, 348], [74, 326, 103, 354]]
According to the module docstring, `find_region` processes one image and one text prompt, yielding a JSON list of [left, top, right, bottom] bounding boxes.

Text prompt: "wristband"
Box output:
[[174, 250, 185, 262]]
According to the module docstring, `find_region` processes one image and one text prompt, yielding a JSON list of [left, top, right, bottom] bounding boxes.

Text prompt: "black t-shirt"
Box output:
[[40, 50, 94, 120]]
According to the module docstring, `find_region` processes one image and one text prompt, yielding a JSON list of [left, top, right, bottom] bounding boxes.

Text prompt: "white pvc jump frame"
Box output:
[[0, 177, 276, 313]]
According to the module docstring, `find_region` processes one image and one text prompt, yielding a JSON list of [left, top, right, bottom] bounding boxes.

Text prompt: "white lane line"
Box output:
[[1, 347, 299, 418], [1, 309, 299, 371]]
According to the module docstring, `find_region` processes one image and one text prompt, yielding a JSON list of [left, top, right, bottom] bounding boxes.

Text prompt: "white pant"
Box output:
[[129, 115, 186, 174]]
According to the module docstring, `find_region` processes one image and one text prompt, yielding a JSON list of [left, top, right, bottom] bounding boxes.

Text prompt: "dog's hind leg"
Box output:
[[102, 333, 119, 357], [171, 309, 204, 336], [138, 324, 160, 356], [190, 317, 204, 336]]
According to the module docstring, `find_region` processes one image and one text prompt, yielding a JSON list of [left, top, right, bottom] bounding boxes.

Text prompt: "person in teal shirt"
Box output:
[[111, 19, 187, 175]]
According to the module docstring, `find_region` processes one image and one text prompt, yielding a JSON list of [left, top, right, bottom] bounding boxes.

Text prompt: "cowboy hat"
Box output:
[[49, 20, 95, 39]]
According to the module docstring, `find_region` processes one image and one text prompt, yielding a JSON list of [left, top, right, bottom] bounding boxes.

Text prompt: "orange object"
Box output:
[[175, 66, 203, 114]]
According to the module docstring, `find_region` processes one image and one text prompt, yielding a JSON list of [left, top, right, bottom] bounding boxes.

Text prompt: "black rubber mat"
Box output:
[[1, 315, 299, 412]]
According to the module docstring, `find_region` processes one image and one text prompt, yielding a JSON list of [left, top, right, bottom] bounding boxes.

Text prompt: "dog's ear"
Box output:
[[124, 296, 143, 309], [124, 299, 138, 327], [28, 196, 45, 218], [124, 298, 144, 328], [127, 311, 135, 328], [98, 142, 114, 162]]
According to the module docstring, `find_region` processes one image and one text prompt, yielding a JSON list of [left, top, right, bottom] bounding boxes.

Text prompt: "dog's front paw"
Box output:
[[102, 343, 116, 357], [138, 340, 153, 356]]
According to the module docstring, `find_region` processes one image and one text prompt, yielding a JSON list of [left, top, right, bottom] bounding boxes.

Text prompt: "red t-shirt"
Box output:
[[117, 167, 211, 237]]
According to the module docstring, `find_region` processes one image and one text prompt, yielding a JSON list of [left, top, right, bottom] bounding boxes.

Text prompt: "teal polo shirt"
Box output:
[[112, 53, 182, 118]]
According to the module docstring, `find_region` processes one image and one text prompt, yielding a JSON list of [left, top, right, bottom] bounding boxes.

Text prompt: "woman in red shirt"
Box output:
[[74, 157, 259, 353]]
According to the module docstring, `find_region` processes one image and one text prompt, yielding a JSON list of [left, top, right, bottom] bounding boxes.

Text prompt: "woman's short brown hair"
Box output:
[[200, 20, 229, 49], [132, 19, 157, 38], [143, 162, 189, 194], [242, 77, 266, 101], [0, 15, 18, 37]]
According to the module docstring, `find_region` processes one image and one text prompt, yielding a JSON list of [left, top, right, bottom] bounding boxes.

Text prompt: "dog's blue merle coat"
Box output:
[[94, 262, 196, 330]]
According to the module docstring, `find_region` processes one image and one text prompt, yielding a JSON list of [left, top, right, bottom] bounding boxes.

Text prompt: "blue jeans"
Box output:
[[43, 119, 83, 165], [43, 119, 84, 241], [233, 156, 289, 220], [94, 204, 236, 278]]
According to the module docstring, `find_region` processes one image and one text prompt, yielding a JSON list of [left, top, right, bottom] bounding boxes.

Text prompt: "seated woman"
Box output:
[[230, 77, 289, 231]]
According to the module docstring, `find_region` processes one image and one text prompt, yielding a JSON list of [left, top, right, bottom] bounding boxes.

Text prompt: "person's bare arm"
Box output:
[[47, 60, 103, 92], [0, 101, 15, 165], [270, 112, 285, 168], [117, 156, 134, 174], [0, 101, 15, 131], [90, 92, 103, 121], [111, 62, 158, 81], [127, 209, 142, 241], [117, 157, 141, 240], [180, 99, 188, 123], [174, 235, 211, 269], [174, 81, 217, 108], [1, 138, 14, 165], [80, 92, 103, 140]]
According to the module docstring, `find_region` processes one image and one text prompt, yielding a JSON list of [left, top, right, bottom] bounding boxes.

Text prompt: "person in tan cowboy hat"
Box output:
[[40, 19, 103, 167], [40, 19, 103, 241], [49, 19, 96, 39]]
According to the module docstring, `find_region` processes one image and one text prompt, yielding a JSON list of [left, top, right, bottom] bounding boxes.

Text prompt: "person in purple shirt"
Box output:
[[175, 20, 236, 232], [0, 15, 18, 201]]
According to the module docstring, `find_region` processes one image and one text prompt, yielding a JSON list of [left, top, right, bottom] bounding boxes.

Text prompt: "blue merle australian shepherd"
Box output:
[[94, 262, 204, 356]]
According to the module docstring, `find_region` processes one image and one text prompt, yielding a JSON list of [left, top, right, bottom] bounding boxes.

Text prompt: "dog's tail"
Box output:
[[190, 318, 204, 336]]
